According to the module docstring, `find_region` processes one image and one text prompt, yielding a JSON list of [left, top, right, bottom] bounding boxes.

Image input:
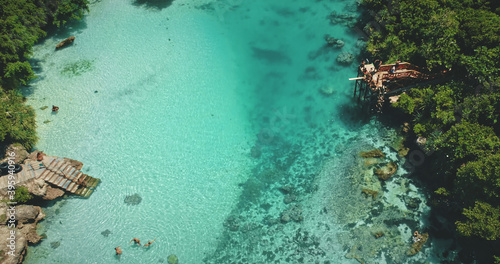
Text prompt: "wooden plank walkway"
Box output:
[[0, 156, 100, 198], [36, 157, 100, 198]]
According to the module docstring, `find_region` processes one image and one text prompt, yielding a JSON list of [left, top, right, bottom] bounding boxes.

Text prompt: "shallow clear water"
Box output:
[[23, 0, 454, 263]]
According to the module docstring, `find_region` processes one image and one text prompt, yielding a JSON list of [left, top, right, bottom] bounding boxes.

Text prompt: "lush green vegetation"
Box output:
[[0, 0, 89, 149], [13, 186, 33, 204], [361, 0, 500, 261]]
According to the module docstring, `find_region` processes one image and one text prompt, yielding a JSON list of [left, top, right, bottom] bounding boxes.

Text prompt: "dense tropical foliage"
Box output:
[[361, 0, 500, 261], [0, 0, 89, 149]]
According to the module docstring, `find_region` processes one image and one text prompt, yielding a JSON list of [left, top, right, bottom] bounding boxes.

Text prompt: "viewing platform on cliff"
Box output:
[[350, 61, 449, 112]]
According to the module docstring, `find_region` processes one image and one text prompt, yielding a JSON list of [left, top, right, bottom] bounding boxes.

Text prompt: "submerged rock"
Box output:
[[56, 36, 75, 49], [336, 52, 355, 65], [324, 34, 345, 48], [360, 149, 385, 158], [362, 189, 378, 199], [281, 204, 303, 223], [319, 84, 335, 96], [167, 254, 179, 264], [407, 233, 429, 255], [124, 193, 142, 205], [223, 215, 240, 231], [101, 229, 112, 237], [50, 241, 61, 249], [375, 161, 398, 181]]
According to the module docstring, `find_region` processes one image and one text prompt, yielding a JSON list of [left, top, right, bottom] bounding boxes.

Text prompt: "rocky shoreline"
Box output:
[[0, 144, 85, 263]]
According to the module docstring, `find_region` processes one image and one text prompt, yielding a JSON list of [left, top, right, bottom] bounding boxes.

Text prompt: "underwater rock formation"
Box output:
[[360, 149, 385, 158], [281, 204, 303, 223], [319, 84, 335, 96], [362, 188, 378, 199], [56, 36, 75, 49], [336, 52, 355, 65], [50, 241, 61, 249], [328, 11, 358, 27], [223, 215, 240, 231], [407, 233, 429, 255], [101, 229, 112, 237], [375, 161, 398, 180], [324, 34, 345, 48], [124, 193, 142, 205], [167, 254, 179, 264]]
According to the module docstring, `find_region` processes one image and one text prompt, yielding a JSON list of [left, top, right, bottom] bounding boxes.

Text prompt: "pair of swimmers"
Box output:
[[115, 238, 157, 255]]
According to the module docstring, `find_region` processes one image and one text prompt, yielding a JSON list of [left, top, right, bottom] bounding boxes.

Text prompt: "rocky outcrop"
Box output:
[[15, 205, 45, 224], [43, 186, 65, 200], [1, 144, 29, 165], [25, 178, 48, 198], [0, 204, 45, 264], [56, 36, 75, 49]]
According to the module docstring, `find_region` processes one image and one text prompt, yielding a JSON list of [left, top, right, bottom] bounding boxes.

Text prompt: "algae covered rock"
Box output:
[[362, 189, 378, 199], [407, 233, 429, 255], [360, 149, 385, 158], [167, 254, 179, 264], [375, 161, 398, 180]]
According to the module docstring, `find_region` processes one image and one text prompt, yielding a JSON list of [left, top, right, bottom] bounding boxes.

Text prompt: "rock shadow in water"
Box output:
[[132, 0, 174, 10]]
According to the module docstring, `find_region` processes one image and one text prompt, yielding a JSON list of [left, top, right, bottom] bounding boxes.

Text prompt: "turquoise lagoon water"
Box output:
[[22, 0, 456, 263]]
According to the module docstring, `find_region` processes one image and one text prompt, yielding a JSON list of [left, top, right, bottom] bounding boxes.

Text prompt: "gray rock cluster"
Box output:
[[336, 52, 355, 65]]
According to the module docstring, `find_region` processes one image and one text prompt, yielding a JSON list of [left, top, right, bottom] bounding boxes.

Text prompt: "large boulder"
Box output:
[[15, 205, 45, 224], [43, 186, 65, 200], [26, 179, 48, 198]]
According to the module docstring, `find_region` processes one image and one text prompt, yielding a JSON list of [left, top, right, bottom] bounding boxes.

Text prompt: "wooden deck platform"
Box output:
[[350, 61, 448, 112], [34, 156, 100, 197], [0, 156, 100, 198]]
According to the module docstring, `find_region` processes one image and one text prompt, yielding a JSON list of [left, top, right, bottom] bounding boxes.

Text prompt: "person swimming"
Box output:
[[129, 238, 141, 246], [144, 238, 157, 247], [52, 105, 59, 112], [115, 246, 122, 255]]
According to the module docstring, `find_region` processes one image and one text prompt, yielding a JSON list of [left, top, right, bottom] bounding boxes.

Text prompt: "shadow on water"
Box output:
[[132, 0, 175, 10]]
